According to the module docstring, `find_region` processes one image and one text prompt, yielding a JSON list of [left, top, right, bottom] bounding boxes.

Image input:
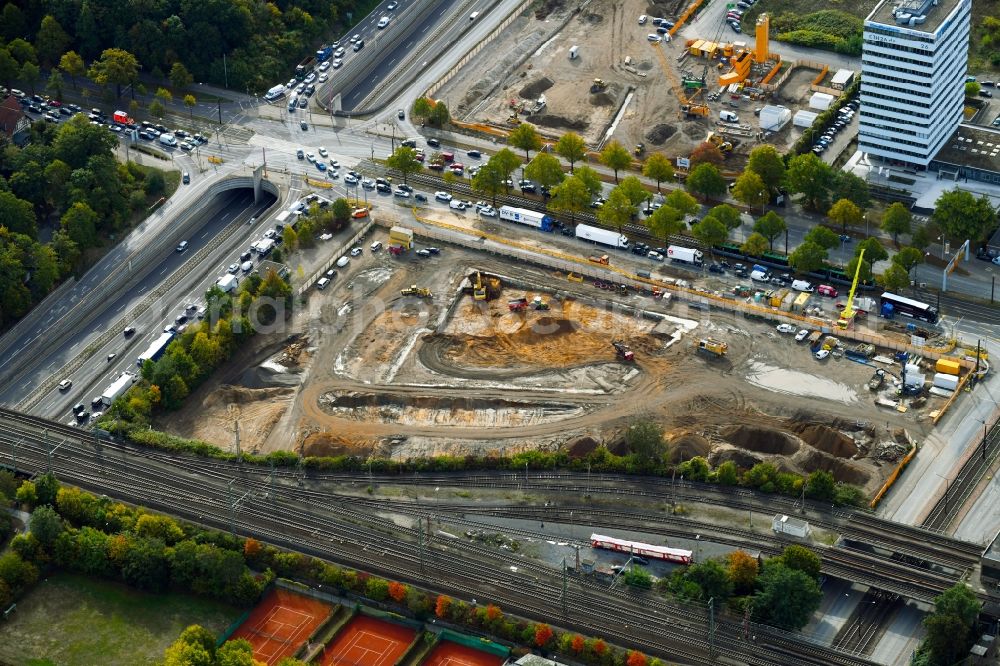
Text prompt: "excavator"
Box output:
[[612, 340, 635, 362], [473, 272, 487, 301], [707, 132, 734, 154]]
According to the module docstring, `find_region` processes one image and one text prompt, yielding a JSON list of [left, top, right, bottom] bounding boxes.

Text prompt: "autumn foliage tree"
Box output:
[[534, 623, 554, 647], [689, 141, 724, 167], [435, 595, 452, 618], [570, 635, 586, 654], [627, 651, 648, 666], [388, 581, 408, 603], [727, 550, 759, 594]]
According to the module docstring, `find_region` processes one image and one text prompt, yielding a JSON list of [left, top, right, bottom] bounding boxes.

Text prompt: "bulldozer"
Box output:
[[590, 78, 607, 93], [695, 338, 728, 358], [401, 285, 432, 298], [532, 296, 550, 311], [612, 340, 634, 362]]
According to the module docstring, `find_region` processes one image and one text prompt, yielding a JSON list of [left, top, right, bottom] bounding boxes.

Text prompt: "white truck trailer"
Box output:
[[666, 245, 703, 265], [499, 206, 554, 231], [102, 372, 137, 407], [575, 224, 629, 249]]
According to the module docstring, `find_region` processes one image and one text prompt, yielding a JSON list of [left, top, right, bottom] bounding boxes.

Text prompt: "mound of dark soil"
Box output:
[[590, 92, 616, 107], [708, 447, 763, 470], [721, 425, 800, 455], [535, 0, 566, 19], [607, 437, 630, 456], [581, 12, 603, 24], [791, 423, 858, 458], [646, 124, 677, 145], [798, 449, 870, 486], [667, 433, 711, 462], [567, 436, 600, 457], [520, 77, 554, 99], [533, 114, 589, 132]]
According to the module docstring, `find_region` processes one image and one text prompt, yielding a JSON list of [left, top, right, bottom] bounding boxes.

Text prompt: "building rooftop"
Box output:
[[0, 95, 25, 137], [932, 124, 1000, 175], [867, 0, 959, 35]]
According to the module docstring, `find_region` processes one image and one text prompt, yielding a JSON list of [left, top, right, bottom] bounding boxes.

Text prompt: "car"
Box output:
[[180, 142, 193, 151], [729, 21, 741, 32], [981, 90, 994, 98], [318, 147, 329, 158], [344, 174, 359, 185], [331, 58, 343, 69], [811, 146, 825, 155], [426, 247, 441, 255], [414, 193, 428, 203], [776, 324, 797, 334], [378, 17, 390, 29], [107, 353, 116, 362], [176, 241, 189, 253], [815, 349, 831, 360], [648, 251, 664, 261], [300, 121, 308, 130], [795, 329, 810, 342], [647, 34, 662, 42], [316, 162, 327, 172], [416, 249, 431, 257], [388, 1, 398, 8], [334, 45, 345, 56], [466, 149, 482, 159], [393, 188, 410, 198], [58, 379, 72, 391], [353, 40, 364, 52], [318, 72, 329, 83], [241, 261, 253, 273], [993, 256, 1000, 266], [638, 14, 647, 24], [479, 206, 497, 217], [427, 138, 441, 148], [350, 33, 360, 42], [376, 182, 391, 193], [435, 191, 452, 202], [76, 411, 90, 423], [182, 172, 190, 184], [350, 247, 363, 257], [263, 229, 278, 240], [306, 152, 315, 162], [397, 183, 413, 193], [449, 199, 467, 210], [708, 264, 725, 274]]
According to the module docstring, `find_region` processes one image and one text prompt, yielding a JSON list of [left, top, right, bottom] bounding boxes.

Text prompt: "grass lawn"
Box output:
[[0, 573, 242, 666]]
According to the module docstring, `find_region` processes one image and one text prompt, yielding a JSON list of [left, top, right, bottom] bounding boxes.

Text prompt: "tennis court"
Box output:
[[230, 588, 332, 665], [319, 615, 416, 666], [422, 640, 505, 666]]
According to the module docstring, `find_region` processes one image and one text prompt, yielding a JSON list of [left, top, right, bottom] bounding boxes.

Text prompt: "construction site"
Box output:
[[161, 219, 975, 502], [442, 0, 857, 165]]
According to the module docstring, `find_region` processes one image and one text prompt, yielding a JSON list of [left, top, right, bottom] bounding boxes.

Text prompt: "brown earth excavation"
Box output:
[[666, 433, 712, 463], [791, 423, 860, 458], [720, 425, 801, 456]]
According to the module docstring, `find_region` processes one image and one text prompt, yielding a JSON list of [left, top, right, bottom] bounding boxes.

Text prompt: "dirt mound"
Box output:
[[708, 447, 763, 470], [303, 431, 369, 457], [646, 124, 677, 145], [533, 114, 589, 132], [590, 92, 616, 107], [607, 437, 630, 456], [520, 77, 554, 99], [797, 449, 871, 486], [582, 12, 603, 24], [668, 433, 711, 461], [791, 423, 858, 458], [721, 425, 800, 455], [203, 386, 293, 408], [567, 436, 600, 457], [535, 0, 566, 19]]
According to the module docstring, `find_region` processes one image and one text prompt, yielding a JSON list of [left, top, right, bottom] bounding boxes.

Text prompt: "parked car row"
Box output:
[[812, 98, 860, 155]]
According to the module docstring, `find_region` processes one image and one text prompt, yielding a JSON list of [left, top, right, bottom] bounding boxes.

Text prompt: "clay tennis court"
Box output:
[[231, 588, 333, 665], [422, 640, 505, 666], [319, 615, 416, 666]]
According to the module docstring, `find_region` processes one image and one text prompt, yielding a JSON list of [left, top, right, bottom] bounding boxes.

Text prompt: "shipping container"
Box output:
[[935, 359, 961, 376]]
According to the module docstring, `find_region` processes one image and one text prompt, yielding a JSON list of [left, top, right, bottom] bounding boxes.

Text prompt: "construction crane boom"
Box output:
[[838, 248, 865, 327]]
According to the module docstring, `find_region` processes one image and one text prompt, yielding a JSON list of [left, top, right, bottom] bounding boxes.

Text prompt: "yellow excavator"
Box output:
[[473, 272, 487, 301], [837, 248, 865, 329]]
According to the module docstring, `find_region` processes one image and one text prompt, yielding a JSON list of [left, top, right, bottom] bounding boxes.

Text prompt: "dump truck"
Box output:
[[295, 56, 316, 78], [589, 254, 610, 265], [567, 272, 584, 282], [696, 338, 728, 357], [807, 330, 824, 351], [401, 285, 432, 298], [667, 245, 703, 265], [868, 368, 886, 391], [508, 298, 529, 311], [612, 340, 634, 362]]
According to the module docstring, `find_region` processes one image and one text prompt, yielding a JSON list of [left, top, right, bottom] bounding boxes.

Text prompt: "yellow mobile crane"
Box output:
[[836, 248, 865, 329]]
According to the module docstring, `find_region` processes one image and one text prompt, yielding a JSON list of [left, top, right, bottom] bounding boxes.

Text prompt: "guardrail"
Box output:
[[10, 175, 281, 412]]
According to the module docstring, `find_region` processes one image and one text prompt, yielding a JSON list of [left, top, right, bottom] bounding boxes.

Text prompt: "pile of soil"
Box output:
[[646, 124, 677, 145], [567, 436, 600, 457], [721, 425, 800, 455], [203, 386, 292, 407], [520, 77, 554, 99], [582, 12, 603, 24], [590, 92, 616, 107], [607, 437, 630, 456], [668, 433, 711, 461], [533, 114, 589, 131], [797, 449, 871, 486], [791, 423, 858, 458], [708, 447, 763, 470], [535, 0, 565, 20]]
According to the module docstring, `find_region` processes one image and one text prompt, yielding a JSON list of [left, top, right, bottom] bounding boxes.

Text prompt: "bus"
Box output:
[[879, 292, 939, 324]]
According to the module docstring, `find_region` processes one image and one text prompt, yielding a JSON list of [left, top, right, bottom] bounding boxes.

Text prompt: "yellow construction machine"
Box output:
[[473, 272, 487, 301], [401, 285, 433, 298], [707, 133, 734, 153], [590, 78, 607, 93], [695, 338, 728, 358], [836, 248, 865, 329]]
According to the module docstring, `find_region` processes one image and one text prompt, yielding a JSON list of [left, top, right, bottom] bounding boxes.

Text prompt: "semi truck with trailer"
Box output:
[[295, 56, 316, 78], [316, 45, 333, 62], [499, 206, 554, 231], [666, 245, 703, 265], [575, 224, 629, 249], [137, 331, 175, 368], [102, 372, 137, 407]]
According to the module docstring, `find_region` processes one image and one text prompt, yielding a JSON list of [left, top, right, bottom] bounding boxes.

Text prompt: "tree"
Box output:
[[34, 473, 60, 507], [932, 189, 997, 241], [753, 562, 822, 630], [688, 559, 733, 602], [0, 191, 37, 238], [686, 163, 726, 202], [732, 171, 768, 213], [282, 226, 299, 252], [616, 176, 648, 207], [965, 80, 981, 97], [741, 232, 769, 257], [36, 16, 71, 68], [747, 145, 785, 192], [20, 62, 40, 94], [29, 505, 64, 550], [427, 100, 450, 126], [534, 623, 554, 648], [692, 216, 728, 248], [708, 204, 742, 231], [332, 198, 352, 225], [574, 165, 603, 197], [846, 255, 873, 284], [555, 132, 587, 172], [59, 51, 86, 89], [785, 153, 833, 211], [804, 225, 839, 250], [827, 198, 863, 234], [435, 595, 451, 618], [597, 188, 635, 231], [753, 211, 786, 252], [881, 202, 912, 244], [831, 171, 870, 211], [626, 651, 647, 666], [715, 461, 739, 485], [642, 153, 674, 192], [625, 420, 664, 461], [727, 551, 759, 594], [61, 202, 99, 247], [646, 204, 685, 241], [15, 481, 37, 507], [471, 160, 506, 207], [385, 146, 420, 185], [155, 87, 173, 107], [89, 48, 141, 98], [600, 141, 632, 182], [441, 170, 457, 195], [550, 175, 591, 224], [149, 99, 166, 119], [490, 148, 521, 183], [923, 584, 980, 665], [778, 545, 822, 580], [524, 152, 565, 193], [508, 122, 543, 162], [856, 237, 888, 263], [689, 141, 724, 167], [789, 241, 827, 273], [184, 94, 196, 118], [893, 246, 924, 274], [879, 264, 910, 292], [0, 49, 18, 88], [169, 62, 194, 90], [804, 470, 836, 502], [664, 190, 699, 218], [45, 70, 64, 101]]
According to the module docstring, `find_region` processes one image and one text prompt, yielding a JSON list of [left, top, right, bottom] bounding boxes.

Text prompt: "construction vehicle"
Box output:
[[707, 133, 734, 153], [473, 273, 487, 301], [567, 272, 584, 282], [508, 298, 529, 312], [634, 142, 646, 156], [589, 254, 610, 265], [612, 340, 634, 362], [696, 338, 728, 358], [836, 248, 865, 329], [401, 285, 432, 298], [590, 78, 607, 93], [465, 270, 502, 301], [868, 368, 886, 392], [532, 296, 550, 311]]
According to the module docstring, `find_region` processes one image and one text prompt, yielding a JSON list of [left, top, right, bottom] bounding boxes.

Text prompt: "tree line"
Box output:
[[0, 114, 169, 329]]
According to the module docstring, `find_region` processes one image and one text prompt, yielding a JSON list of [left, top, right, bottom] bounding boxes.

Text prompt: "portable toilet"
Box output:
[[569, 45, 579, 59]]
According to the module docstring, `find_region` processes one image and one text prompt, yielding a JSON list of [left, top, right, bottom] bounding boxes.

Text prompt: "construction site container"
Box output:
[[831, 69, 855, 90], [759, 105, 791, 132], [389, 226, 414, 249], [793, 110, 818, 128], [809, 92, 834, 111], [933, 373, 959, 390], [772, 515, 810, 538], [782, 291, 796, 311], [935, 358, 961, 375], [768, 289, 788, 307], [792, 291, 810, 311], [689, 40, 705, 56]]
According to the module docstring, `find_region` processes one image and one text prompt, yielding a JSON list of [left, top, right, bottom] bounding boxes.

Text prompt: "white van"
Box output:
[[264, 84, 285, 101], [317, 277, 330, 290], [791, 280, 814, 292], [159, 133, 177, 147], [469, 11, 479, 20], [336, 256, 350, 267], [719, 110, 739, 123]]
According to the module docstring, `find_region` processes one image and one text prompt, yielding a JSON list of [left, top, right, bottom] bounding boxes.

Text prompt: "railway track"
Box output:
[[831, 591, 901, 655], [922, 416, 1000, 532]]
